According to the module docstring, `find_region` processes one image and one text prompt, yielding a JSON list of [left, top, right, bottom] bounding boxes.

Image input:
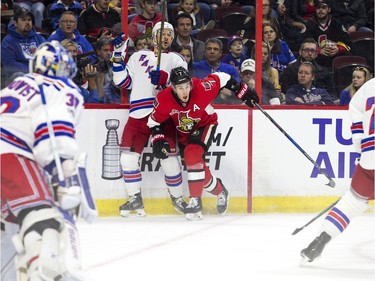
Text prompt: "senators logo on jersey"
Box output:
[[177, 111, 200, 133]]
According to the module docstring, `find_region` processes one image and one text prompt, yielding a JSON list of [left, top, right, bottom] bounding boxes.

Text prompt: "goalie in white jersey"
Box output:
[[301, 78, 375, 263], [1, 41, 97, 281], [111, 21, 188, 217]]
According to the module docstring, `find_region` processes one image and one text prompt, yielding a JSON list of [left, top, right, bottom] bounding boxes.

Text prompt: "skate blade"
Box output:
[[217, 195, 230, 215], [300, 251, 318, 264], [173, 206, 186, 215], [120, 209, 146, 218], [217, 201, 229, 215], [185, 211, 203, 221]]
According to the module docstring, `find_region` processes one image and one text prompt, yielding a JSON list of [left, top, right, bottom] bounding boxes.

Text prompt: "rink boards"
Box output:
[[77, 104, 374, 216]]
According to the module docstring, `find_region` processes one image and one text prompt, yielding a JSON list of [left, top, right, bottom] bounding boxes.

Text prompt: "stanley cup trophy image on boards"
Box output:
[[102, 119, 122, 180]]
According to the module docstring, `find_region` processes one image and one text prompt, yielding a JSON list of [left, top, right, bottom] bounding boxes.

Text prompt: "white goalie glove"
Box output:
[[110, 32, 130, 63], [47, 153, 98, 224]]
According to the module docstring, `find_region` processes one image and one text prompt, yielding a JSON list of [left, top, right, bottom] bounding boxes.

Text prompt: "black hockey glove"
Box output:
[[234, 82, 259, 108], [224, 77, 259, 108], [150, 126, 170, 159]]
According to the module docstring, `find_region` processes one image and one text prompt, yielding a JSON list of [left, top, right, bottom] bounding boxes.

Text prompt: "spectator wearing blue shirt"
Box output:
[[221, 35, 249, 75], [1, 8, 46, 84], [48, 0, 82, 31], [263, 23, 296, 74], [193, 38, 240, 81], [47, 11, 95, 62]]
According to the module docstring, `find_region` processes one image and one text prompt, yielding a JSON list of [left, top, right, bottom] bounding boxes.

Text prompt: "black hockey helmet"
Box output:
[[170, 67, 191, 86]]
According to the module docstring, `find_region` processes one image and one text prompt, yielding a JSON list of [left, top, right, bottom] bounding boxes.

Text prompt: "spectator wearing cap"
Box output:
[[240, 59, 281, 105], [48, 0, 83, 31], [1, 8, 46, 84], [170, 12, 205, 62], [14, 0, 45, 29], [78, 0, 120, 42], [285, 61, 334, 105], [221, 35, 249, 74], [192, 37, 240, 81], [302, 0, 351, 70], [47, 11, 95, 63], [330, 0, 372, 34]]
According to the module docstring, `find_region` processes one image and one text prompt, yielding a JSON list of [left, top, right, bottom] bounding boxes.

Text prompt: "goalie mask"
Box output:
[[152, 21, 174, 49], [30, 41, 77, 79]]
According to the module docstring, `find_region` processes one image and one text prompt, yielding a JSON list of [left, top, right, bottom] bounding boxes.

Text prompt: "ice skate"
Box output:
[[170, 195, 188, 214], [301, 231, 331, 262], [217, 179, 229, 215], [185, 197, 203, 221], [119, 193, 146, 217]]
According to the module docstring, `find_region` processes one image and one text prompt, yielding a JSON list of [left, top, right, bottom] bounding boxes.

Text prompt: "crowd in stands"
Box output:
[[1, 0, 374, 105]]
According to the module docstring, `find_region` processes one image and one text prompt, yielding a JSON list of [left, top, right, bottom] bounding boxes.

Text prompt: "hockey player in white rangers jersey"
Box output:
[[111, 21, 188, 217], [301, 78, 375, 262], [1, 41, 97, 281]]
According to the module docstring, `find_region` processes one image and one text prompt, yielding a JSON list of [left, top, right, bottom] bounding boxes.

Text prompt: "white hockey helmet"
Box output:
[[152, 21, 175, 41], [30, 41, 77, 79]]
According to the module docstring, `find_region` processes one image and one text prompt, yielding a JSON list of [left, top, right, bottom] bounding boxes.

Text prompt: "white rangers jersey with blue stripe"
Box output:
[[0, 73, 84, 168], [349, 78, 375, 170], [112, 49, 187, 119]]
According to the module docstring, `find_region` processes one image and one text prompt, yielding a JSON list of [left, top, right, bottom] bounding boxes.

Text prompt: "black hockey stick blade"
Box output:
[[291, 199, 340, 235], [326, 179, 336, 188], [252, 101, 336, 188], [292, 226, 307, 235]]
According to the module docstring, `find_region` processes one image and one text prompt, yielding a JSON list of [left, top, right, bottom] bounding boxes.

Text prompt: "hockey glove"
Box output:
[[235, 83, 259, 108], [110, 33, 130, 63], [150, 69, 169, 86], [151, 126, 170, 159]]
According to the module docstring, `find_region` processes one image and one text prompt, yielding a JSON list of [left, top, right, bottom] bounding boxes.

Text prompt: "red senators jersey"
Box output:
[[148, 73, 231, 144]]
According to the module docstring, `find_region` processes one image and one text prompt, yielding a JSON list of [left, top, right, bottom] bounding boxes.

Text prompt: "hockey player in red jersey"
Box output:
[[147, 66, 259, 220], [301, 78, 375, 262], [111, 21, 189, 217], [1, 41, 97, 280]]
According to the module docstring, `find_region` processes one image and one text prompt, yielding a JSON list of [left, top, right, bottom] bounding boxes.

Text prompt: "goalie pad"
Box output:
[[12, 208, 87, 281], [1, 221, 18, 281], [76, 154, 98, 224], [12, 208, 62, 281]]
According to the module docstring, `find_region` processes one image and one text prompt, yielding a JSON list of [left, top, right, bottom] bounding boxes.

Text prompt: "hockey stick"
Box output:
[[156, 0, 166, 70], [291, 199, 340, 235], [252, 101, 336, 188], [35, 76, 64, 182]]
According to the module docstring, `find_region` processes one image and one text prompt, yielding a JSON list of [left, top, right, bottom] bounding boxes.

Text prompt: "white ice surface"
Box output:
[[79, 213, 375, 281]]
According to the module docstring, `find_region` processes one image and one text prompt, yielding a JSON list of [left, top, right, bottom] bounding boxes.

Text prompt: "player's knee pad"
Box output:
[[341, 189, 369, 215], [161, 155, 181, 175], [120, 151, 140, 171], [12, 208, 63, 281], [183, 144, 205, 167], [13, 208, 86, 281]]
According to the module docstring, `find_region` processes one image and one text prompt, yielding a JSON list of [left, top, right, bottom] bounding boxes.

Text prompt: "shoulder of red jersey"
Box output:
[[154, 86, 173, 106], [193, 74, 221, 92]]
